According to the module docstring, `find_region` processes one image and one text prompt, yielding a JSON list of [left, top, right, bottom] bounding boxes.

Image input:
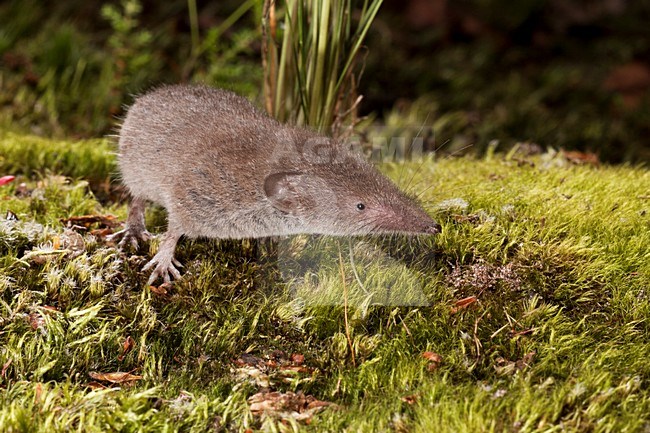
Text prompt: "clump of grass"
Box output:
[[1, 133, 649, 431], [262, 0, 383, 135]]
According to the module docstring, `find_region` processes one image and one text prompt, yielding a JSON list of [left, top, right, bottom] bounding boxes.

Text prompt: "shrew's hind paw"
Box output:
[[107, 228, 153, 251]]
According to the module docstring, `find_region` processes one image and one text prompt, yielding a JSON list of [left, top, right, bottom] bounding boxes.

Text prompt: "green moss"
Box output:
[[0, 134, 648, 431], [0, 132, 117, 189]]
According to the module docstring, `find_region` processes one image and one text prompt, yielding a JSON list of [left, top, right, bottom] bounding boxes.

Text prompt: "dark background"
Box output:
[[1, 0, 649, 162]]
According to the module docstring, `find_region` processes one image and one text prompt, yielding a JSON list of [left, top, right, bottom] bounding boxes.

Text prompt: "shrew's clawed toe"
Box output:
[[143, 255, 182, 285], [108, 228, 153, 251], [141, 230, 183, 285]]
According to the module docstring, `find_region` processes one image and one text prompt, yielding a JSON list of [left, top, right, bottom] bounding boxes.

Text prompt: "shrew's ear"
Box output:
[[264, 171, 305, 215]]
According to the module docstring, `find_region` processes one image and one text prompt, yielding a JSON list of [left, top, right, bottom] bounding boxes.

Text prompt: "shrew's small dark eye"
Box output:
[[356, 203, 365, 211]]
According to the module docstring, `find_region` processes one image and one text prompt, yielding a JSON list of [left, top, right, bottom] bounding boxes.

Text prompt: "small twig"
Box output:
[[332, 376, 342, 397], [473, 309, 488, 359], [490, 323, 509, 339], [338, 249, 356, 367], [504, 309, 518, 329], [347, 239, 368, 294], [400, 315, 412, 337]]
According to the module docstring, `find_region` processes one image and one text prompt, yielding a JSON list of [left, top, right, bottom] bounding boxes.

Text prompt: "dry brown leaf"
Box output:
[[248, 392, 279, 413], [290, 353, 305, 365], [118, 336, 136, 361], [29, 312, 45, 330], [86, 381, 108, 390], [422, 351, 443, 372], [248, 391, 334, 423], [34, 383, 43, 403], [1, 358, 12, 378], [401, 394, 419, 405], [27, 305, 62, 331], [89, 371, 143, 384], [60, 214, 119, 229], [561, 150, 600, 166], [450, 296, 478, 314], [306, 399, 332, 410], [422, 352, 443, 363], [90, 228, 114, 238], [150, 282, 172, 296]]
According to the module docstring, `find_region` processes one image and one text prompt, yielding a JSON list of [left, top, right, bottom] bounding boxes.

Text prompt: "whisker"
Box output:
[[358, 217, 379, 233]]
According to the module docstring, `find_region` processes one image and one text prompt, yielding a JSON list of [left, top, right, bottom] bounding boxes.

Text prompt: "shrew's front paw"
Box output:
[[143, 255, 183, 285]]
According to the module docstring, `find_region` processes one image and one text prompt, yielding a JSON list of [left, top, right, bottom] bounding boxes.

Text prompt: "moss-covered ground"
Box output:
[[0, 133, 648, 432]]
